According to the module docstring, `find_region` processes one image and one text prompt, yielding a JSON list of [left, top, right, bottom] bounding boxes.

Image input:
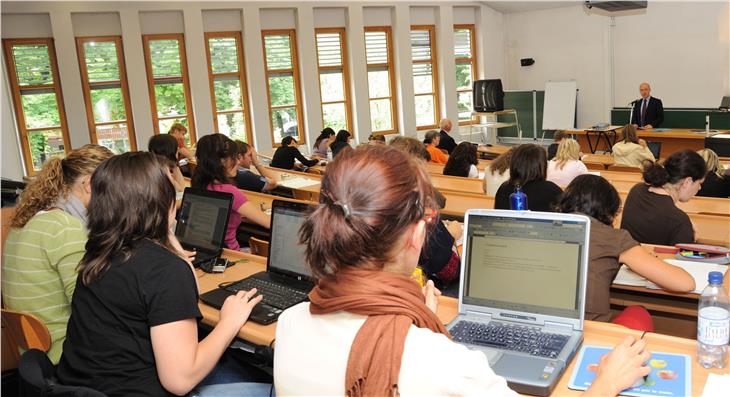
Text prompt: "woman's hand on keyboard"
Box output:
[[219, 289, 264, 332]]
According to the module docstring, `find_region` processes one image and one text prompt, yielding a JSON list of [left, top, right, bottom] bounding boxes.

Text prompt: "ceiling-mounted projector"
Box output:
[[585, 1, 648, 12]]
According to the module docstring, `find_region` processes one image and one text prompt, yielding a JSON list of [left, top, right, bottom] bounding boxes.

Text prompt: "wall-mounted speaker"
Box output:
[[520, 58, 535, 67]]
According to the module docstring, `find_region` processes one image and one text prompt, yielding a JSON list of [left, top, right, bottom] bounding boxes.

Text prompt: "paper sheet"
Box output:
[[277, 177, 320, 190], [702, 374, 730, 397], [614, 260, 728, 294]]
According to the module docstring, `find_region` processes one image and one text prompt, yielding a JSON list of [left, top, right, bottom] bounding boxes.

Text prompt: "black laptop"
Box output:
[[175, 187, 233, 268], [200, 200, 314, 325]]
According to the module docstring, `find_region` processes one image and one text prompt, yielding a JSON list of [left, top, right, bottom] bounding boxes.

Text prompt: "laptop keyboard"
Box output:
[[450, 320, 570, 359], [224, 278, 308, 309]]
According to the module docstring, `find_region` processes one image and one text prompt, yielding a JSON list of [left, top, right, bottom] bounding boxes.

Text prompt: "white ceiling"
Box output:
[[482, 1, 580, 14]]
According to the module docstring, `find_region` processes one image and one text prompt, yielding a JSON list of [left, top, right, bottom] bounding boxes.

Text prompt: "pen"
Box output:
[[640, 331, 649, 383]]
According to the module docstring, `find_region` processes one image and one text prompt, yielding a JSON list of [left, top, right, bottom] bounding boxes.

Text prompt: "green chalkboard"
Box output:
[[497, 91, 546, 139], [611, 108, 730, 130]]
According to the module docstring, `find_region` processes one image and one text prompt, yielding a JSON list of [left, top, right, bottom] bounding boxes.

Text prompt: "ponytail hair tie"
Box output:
[[334, 201, 351, 219]]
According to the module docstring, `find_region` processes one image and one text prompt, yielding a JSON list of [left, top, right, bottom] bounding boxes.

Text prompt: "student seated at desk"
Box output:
[[424, 130, 448, 164], [484, 147, 514, 196], [2, 145, 113, 364], [443, 142, 479, 178], [270, 136, 319, 170], [546, 130, 565, 161], [193, 134, 271, 251], [148, 134, 185, 193], [368, 134, 386, 145], [56, 152, 268, 396], [621, 150, 706, 246], [557, 175, 695, 327], [612, 124, 655, 169], [494, 144, 562, 212], [547, 138, 588, 186], [234, 140, 277, 193], [168, 122, 194, 161], [312, 127, 335, 158], [274, 145, 652, 396], [330, 129, 353, 158], [696, 149, 730, 198]]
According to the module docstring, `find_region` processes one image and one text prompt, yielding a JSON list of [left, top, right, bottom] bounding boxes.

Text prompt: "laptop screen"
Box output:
[[268, 201, 311, 278], [176, 188, 232, 253], [463, 214, 587, 319]]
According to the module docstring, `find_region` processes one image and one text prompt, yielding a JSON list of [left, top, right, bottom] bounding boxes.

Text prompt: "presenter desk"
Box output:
[[570, 128, 728, 157], [197, 249, 727, 396]]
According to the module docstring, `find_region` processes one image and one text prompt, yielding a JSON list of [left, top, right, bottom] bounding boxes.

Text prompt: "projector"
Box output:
[[585, 1, 648, 12]]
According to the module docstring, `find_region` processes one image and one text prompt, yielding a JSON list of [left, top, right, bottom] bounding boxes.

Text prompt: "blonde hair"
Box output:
[[11, 144, 114, 228], [167, 123, 187, 135], [621, 124, 639, 144], [697, 148, 722, 177], [553, 138, 581, 170]]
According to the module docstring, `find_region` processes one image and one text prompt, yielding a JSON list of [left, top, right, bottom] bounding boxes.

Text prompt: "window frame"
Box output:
[[75, 35, 137, 152], [261, 29, 306, 147], [2, 37, 71, 176], [410, 25, 440, 131], [141, 33, 196, 142], [454, 24, 478, 126], [314, 27, 353, 134], [204, 31, 253, 144], [364, 26, 398, 136]]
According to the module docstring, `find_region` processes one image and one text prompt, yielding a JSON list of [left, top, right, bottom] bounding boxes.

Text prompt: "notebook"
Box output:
[[175, 187, 232, 268], [447, 209, 591, 396], [615, 259, 728, 294]]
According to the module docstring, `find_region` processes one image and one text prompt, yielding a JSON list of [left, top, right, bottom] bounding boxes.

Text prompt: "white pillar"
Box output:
[[295, 5, 322, 152], [1, 50, 25, 179], [242, 5, 272, 150], [119, 8, 155, 150], [49, 10, 90, 148], [437, 5, 458, 131], [346, 5, 371, 144], [183, 6, 215, 138], [393, 4, 416, 136]]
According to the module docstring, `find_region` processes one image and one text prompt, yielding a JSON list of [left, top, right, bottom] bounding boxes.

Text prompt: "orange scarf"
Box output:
[[309, 267, 450, 397]]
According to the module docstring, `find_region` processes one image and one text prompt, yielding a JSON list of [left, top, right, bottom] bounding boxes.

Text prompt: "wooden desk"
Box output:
[[198, 250, 726, 395], [477, 144, 511, 159], [264, 167, 321, 201], [571, 128, 728, 157], [430, 174, 485, 194]]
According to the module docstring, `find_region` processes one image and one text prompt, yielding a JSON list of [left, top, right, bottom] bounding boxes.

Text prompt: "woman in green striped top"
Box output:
[[2, 144, 113, 363]]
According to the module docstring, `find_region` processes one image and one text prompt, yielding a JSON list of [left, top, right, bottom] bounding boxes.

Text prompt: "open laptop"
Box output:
[[175, 187, 233, 268], [720, 96, 730, 110], [447, 209, 590, 396], [200, 200, 314, 325]]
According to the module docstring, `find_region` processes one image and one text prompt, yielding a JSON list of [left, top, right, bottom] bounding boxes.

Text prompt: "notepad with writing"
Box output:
[[568, 346, 691, 397]]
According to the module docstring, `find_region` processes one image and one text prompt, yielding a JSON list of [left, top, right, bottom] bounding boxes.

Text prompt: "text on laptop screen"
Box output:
[[269, 206, 310, 277], [176, 193, 230, 253], [464, 215, 586, 319]]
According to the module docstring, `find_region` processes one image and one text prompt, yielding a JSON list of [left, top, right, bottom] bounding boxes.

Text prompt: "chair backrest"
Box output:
[[18, 349, 108, 397], [1, 206, 16, 252], [248, 237, 270, 258], [1, 309, 51, 372]]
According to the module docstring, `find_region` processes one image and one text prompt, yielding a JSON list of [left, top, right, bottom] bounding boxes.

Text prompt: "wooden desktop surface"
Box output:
[[197, 249, 727, 396]]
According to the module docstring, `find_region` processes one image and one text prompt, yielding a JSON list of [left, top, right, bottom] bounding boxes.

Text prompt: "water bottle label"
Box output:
[[698, 307, 730, 345]]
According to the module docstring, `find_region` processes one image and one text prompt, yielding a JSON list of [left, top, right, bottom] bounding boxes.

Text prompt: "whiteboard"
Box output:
[[542, 81, 577, 130]]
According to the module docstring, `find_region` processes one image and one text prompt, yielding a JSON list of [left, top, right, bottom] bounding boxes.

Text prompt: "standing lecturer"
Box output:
[[631, 82, 664, 129]]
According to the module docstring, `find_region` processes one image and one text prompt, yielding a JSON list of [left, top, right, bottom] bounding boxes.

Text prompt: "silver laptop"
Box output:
[[447, 209, 590, 396]]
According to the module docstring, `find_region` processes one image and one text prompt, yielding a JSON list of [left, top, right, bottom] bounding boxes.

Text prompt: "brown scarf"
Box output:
[[309, 267, 451, 397]]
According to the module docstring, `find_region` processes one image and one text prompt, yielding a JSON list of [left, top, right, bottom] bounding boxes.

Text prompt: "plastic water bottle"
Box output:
[[509, 185, 528, 211], [697, 271, 729, 368]]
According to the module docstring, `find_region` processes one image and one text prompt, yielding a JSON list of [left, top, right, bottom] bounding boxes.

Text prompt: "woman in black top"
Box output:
[[621, 150, 707, 246], [494, 144, 562, 211], [329, 129, 353, 158], [697, 149, 730, 198], [443, 142, 479, 178], [270, 136, 319, 170], [56, 152, 266, 397]]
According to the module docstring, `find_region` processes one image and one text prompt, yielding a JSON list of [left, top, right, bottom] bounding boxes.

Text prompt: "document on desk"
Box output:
[[614, 260, 728, 294], [277, 177, 320, 190], [702, 373, 730, 397]]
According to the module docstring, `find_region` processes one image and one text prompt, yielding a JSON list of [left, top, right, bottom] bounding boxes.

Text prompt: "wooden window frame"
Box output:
[[454, 24, 478, 126], [364, 26, 398, 136], [314, 27, 353, 133], [204, 31, 253, 144], [410, 25, 440, 131], [75, 35, 137, 151], [142, 33, 196, 142], [261, 29, 305, 147], [2, 37, 71, 176]]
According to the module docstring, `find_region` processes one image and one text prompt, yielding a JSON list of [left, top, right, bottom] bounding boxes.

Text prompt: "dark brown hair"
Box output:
[[78, 152, 176, 285], [234, 140, 251, 157], [557, 174, 621, 226], [443, 142, 478, 177], [192, 133, 237, 188], [148, 134, 179, 166], [643, 150, 707, 187], [299, 145, 437, 280], [553, 130, 566, 142], [621, 124, 639, 144], [508, 144, 547, 186]]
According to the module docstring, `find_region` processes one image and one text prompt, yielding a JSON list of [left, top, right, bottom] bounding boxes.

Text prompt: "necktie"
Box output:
[[641, 99, 648, 126]]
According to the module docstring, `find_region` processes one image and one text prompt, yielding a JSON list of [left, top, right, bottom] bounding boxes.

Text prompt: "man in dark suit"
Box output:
[[631, 82, 664, 129], [436, 118, 457, 154]]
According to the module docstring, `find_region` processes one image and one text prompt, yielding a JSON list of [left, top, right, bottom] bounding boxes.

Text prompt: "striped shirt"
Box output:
[[2, 210, 86, 364]]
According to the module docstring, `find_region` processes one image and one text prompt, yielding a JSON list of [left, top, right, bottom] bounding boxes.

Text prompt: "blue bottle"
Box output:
[[509, 185, 528, 210]]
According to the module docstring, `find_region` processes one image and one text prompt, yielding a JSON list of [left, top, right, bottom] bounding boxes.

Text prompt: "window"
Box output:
[[142, 34, 196, 144], [410, 26, 440, 130], [76, 36, 136, 153], [454, 25, 477, 125], [3, 38, 71, 175], [315, 28, 351, 133], [205, 31, 252, 143], [364, 26, 398, 135]]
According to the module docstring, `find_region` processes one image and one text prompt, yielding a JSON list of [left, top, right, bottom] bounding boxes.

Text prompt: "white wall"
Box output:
[[1, 1, 502, 178]]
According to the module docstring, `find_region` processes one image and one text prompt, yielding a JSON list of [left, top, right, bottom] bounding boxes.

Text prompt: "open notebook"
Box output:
[[614, 259, 728, 294]]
